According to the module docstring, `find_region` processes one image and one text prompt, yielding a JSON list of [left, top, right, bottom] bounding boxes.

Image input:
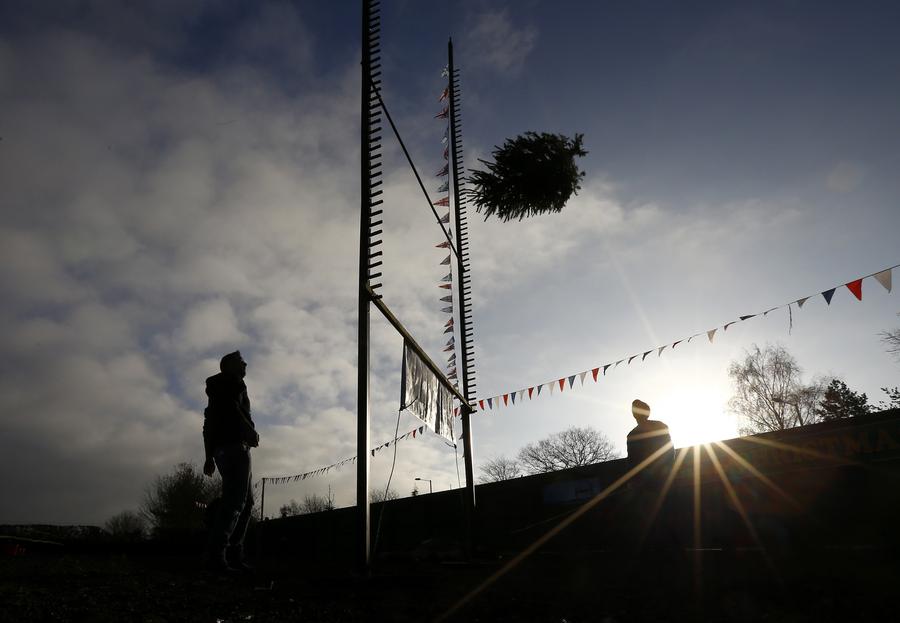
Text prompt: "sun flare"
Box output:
[[653, 383, 738, 448]]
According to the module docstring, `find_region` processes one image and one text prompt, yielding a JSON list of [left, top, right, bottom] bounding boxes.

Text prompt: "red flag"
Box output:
[[439, 283, 452, 289], [434, 196, 450, 207], [846, 279, 863, 301], [435, 107, 449, 119], [439, 87, 449, 102], [592, 368, 599, 382], [436, 241, 450, 248], [503, 394, 508, 406], [528, 387, 534, 399], [558, 378, 565, 392], [479, 399, 485, 410]]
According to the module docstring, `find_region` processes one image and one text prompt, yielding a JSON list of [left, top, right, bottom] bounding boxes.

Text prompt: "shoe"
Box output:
[[227, 559, 255, 575], [205, 557, 239, 576]]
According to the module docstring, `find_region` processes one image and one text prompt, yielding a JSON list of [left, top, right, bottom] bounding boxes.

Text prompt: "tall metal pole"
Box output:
[[447, 38, 477, 543], [357, 0, 380, 573]]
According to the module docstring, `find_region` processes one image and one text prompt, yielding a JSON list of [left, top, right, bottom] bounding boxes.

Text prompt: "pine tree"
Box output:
[[816, 379, 870, 421]]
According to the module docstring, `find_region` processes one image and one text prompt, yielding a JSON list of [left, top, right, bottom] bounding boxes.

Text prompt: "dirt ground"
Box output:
[[3, 543, 899, 622]]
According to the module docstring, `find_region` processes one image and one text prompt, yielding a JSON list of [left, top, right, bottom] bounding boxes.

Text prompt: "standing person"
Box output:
[[626, 399, 675, 480], [203, 350, 259, 573]]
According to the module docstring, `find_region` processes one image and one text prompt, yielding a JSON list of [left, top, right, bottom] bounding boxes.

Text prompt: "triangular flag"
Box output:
[[603, 364, 611, 375], [707, 329, 717, 342], [436, 240, 450, 249], [550, 382, 555, 395], [739, 314, 756, 321], [443, 344, 454, 352], [440, 255, 451, 266], [528, 387, 534, 399], [559, 378, 567, 391], [412, 429, 417, 438], [478, 399, 484, 410], [487, 397, 493, 409], [537, 384, 543, 396], [723, 321, 737, 331], [615, 360, 623, 367], [874, 269, 892, 292], [658, 346, 666, 357], [435, 107, 449, 119], [822, 288, 836, 305], [502, 394, 509, 406], [443, 326, 453, 334], [444, 317, 454, 327], [441, 306, 453, 313], [437, 180, 449, 193], [439, 283, 452, 289], [434, 197, 450, 207], [510, 392, 516, 405], [628, 355, 638, 364], [441, 273, 452, 282], [439, 86, 449, 102], [591, 368, 599, 382], [568, 375, 576, 389], [439, 211, 450, 223], [672, 340, 682, 349], [579, 371, 587, 386], [436, 163, 449, 176], [519, 390, 526, 402], [796, 297, 809, 308], [443, 145, 449, 161], [642, 350, 652, 361], [845, 279, 863, 301], [763, 307, 778, 316]]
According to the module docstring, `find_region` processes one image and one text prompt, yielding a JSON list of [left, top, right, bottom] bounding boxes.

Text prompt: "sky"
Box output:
[[2, 0, 899, 525]]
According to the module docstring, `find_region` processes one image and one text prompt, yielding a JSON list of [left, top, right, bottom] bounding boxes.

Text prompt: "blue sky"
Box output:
[[1, 1, 898, 524]]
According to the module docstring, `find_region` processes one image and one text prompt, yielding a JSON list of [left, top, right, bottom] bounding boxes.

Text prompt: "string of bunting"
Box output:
[[466, 264, 897, 414], [260, 424, 434, 485], [435, 64, 458, 387]]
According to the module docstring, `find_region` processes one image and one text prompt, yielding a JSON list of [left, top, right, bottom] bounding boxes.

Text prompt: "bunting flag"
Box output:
[[439, 283, 452, 289], [436, 163, 449, 176], [435, 107, 449, 119], [437, 180, 449, 193], [436, 240, 450, 249], [439, 86, 449, 102], [440, 255, 451, 265], [439, 212, 450, 223], [261, 421, 439, 484], [441, 306, 453, 313], [441, 273, 452, 282], [434, 196, 450, 207], [441, 295, 453, 303], [463, 263, 898, 415]]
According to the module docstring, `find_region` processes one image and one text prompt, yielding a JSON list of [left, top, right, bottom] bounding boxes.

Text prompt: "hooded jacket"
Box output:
[[203, 372, 258, 456]]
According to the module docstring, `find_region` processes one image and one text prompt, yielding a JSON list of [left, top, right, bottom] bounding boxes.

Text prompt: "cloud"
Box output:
[[464, 10, 538, 74]]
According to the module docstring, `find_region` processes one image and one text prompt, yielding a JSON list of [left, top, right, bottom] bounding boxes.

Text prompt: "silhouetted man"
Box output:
[[203, 350, 259, 573], [626, 399, 674, 481]]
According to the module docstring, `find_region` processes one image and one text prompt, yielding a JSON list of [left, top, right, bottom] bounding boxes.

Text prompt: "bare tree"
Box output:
[[882, 322, 900, 361], [728, 344, 826, 435], [301, 490, 335, 514], [517, 426, 619, 474], [105, 510, 146, 539], [141, 462, 221, 535], [478, 456, 522, 483], [370, 488, 399, 503], [279, 499, 303, 518]]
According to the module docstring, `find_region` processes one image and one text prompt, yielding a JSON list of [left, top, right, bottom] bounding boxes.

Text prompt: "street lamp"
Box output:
[[414, 477, 433, 494]]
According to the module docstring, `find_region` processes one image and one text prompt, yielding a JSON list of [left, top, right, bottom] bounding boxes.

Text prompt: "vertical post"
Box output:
[[447, 38, 477, 548], [260, 478, 266, 521], [357, 0, 373, 573]]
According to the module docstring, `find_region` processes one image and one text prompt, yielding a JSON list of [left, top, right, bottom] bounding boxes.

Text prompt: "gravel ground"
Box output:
[[3, 546, 898, 622]]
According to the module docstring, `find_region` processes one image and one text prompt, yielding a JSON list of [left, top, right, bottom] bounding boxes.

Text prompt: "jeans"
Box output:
[[207, 442, 253, 562]]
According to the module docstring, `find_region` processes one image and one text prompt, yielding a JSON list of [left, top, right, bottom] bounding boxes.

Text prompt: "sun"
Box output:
[[652, 382, 738, 448]]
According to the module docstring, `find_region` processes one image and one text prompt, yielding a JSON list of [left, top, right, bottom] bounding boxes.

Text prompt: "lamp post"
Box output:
[[415, 477, 433, 494]]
